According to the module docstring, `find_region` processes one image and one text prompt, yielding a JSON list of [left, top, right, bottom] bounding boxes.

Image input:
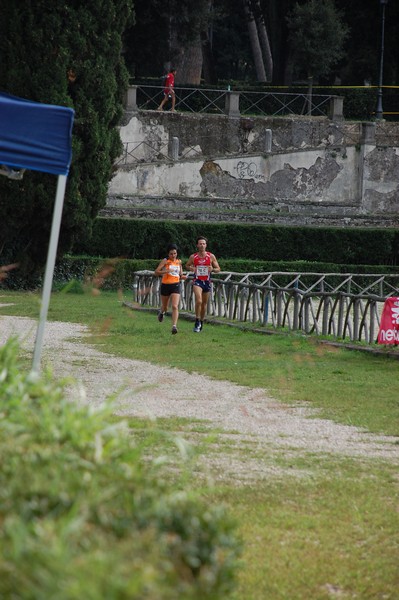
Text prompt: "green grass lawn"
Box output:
[[1, 288, 399, 599], [2, 288, 397, 436]]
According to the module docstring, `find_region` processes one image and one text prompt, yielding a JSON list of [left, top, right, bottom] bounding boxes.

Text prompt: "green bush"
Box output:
[[4, 219, 399, 290], [72, 218, 399, 266], [0, 339, 240, 599], [4, 254, 397, 292], [50, 256, 399, 292], [53, 255, 160, 291]]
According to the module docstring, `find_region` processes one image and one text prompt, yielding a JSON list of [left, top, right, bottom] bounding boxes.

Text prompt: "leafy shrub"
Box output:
[[5, 219, 399, 290], [49, 256, 399, 292], [72, 218, 399, 266], [0, 339, 241, 599]]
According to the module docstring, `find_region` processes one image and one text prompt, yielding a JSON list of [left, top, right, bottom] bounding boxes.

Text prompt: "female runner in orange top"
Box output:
[[154, 243, 186, 334]]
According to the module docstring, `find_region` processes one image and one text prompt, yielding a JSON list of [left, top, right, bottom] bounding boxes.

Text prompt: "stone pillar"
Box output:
[[265, 129, 272, 153], [361, 122, 376, 145], [224, 91, 240, 117], [125, 85, 138, 111], [171, 137, 180, 161], [329, 96, 344, 121]]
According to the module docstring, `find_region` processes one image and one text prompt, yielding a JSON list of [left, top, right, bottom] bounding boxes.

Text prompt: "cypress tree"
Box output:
[[0, 1, 134, 281]]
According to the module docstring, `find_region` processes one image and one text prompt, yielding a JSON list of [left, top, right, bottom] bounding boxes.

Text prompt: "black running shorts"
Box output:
[[193, 279, 212, 293], [161, 282, 181, 296]]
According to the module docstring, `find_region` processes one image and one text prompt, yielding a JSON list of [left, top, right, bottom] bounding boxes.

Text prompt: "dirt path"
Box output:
[[1, 314, 398, 481]]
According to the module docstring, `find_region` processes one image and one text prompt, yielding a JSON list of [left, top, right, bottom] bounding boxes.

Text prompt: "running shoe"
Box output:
[[193, 319, 201, 333], [157, 311, 164, 322], [171, 325, 178, 335]]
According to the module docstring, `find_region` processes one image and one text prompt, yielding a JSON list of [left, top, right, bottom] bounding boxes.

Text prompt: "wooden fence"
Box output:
[[132, 271, 399, 344]]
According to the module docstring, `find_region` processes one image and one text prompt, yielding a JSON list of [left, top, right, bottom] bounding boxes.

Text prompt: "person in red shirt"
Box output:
[[186, 236, 221, 333], [157, 68, 177, 112]]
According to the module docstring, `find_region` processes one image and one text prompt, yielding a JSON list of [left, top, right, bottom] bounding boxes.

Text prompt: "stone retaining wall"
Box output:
[[105, 111, 399, 227]]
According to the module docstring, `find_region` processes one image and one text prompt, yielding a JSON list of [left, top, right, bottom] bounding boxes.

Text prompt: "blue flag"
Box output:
[[0, 92, 74, 176]]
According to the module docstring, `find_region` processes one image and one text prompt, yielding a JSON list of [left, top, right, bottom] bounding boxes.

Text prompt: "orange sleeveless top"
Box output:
[[161, 258, 181, 284]]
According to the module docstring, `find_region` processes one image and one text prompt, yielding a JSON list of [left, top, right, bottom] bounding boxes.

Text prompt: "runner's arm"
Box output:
[[186, 255, 195, 272], [210, 254, 221, 273], [179, 260, 187, 280], [154, 259, 167, 277]]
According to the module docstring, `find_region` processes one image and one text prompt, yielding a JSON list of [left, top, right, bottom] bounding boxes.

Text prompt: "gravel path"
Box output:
[[1, 314, 398, 480]]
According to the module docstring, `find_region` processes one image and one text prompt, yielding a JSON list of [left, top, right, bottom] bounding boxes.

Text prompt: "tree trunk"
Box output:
[[252, 0, 273, 82], [169, 17, 203, 86], [243, 0, 267, 82], [283, 49, 294, 85], [174, 36, 203, 85], [201, 0, 217, 84], [201, 29, 218, 84]]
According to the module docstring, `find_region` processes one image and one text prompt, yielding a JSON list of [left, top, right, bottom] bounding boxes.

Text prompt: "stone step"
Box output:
[[100, 196, 397, 227]]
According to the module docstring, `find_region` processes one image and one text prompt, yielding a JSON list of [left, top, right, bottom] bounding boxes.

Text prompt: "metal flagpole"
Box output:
[[31, 174, 67, 374]]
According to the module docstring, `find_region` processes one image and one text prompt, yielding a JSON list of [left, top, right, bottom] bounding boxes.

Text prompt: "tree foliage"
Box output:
[[0, 1, 134, 279], [126, 0, 399, 87], [125, 0, 211, 81], [286, 0, 349, 81]]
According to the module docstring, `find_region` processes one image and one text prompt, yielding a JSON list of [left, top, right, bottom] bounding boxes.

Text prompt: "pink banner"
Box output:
[[377, 297, 399, 344]]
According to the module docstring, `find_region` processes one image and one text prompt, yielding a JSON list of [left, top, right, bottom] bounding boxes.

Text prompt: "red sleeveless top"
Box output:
[[193, 252, 211, 281]]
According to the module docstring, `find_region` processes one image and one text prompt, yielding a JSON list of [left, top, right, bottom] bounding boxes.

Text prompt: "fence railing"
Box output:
[[132, 271, 399, 344], [115, 139, 173, 165], [116, 131, 273, 165], [238, 90, 332, 117], [130, 85, 341, 119], [116, 120, 364, 165]]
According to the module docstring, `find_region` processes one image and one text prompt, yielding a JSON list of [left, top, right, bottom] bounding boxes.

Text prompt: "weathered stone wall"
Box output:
[[105, 111, 399, 227]]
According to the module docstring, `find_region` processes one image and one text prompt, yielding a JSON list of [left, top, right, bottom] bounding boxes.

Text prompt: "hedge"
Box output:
[[73, 218, 399, 266], [3, 219, 398, 290], [48, 256, 399, 292]]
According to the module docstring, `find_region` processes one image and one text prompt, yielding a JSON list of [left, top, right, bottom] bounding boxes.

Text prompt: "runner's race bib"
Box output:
[[196, 266, 209, 277], [168, 264, 180, 277]]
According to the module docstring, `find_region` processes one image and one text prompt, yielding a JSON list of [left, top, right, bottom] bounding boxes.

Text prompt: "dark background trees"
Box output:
[[334, 0, 398, 86], [126, 0, 399, 87], [124, 0, 211, 84], [286, 0, 348, 95]]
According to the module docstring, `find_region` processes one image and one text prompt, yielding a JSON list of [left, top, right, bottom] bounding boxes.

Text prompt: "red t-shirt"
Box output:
[[164, 72, 175, 93]]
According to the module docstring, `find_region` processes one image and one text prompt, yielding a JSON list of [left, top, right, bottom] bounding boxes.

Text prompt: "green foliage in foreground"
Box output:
[[0, 338, 240, 599]]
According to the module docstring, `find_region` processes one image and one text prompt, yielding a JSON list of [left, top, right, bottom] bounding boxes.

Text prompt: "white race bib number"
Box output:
[[169, 265, 180, 277], [197, 266, 209, 276]]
